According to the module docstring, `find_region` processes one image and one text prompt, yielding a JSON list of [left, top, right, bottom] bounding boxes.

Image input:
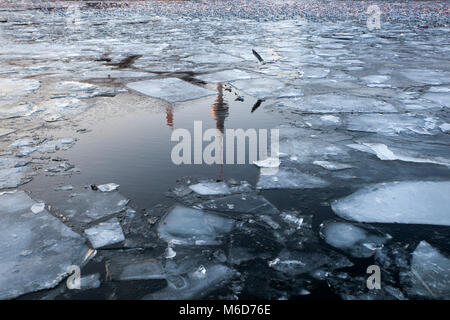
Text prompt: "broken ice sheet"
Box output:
[[39, 97, 90, 122], [268, 248, 353, 276], [53, 190, 129, 226], [401, 241, 450, 299], [195, 69, 253, 83], [84, 217, 125, 249], [345, 113, 439, 136], [0, 167, 29, 189], [0, 103, 39, 120], [231, 78, 285, 99], [143, 264, 235, 300], [401, 69, 450, 85], [277, 93, 397, 113], [0, 191, 89, 299], [350, 142, 450, 167], [189, 181, 231, 195], [127, 78, 215, 103], [158, 206, 234, 245], [320, 221, 388, 258], [313, 160, 352, 171], [332, 181, 450, 226], [0, 78, 40, 98], [97, 183, 120, 192], [201, 194, 279, 215], [257, 167, 329, 190], [299, 66, 330, 79]]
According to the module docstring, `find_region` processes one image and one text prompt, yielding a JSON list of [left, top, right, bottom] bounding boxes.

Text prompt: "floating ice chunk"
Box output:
[[320, 115, 340, 123], [422, 92, 450, 107], [84, 218, 125, 249], [361, 75, 390, 84], [257, 168, 329, 190], [0, 191, 89, 299], [278, 94, 397, 113], [196, 69, 253, 83], [269, 249, 353, 276], [9, 138, 35, 148], [0, 167, 28, 189], [40, 98, 89, 121], [300, 66, 330, 78], [231, 78, 285, 99], [119, 261, 165, 281], [0, 78, 40, 98], [332, 181, 450, 226], [253, 157, 280, 168], [158, 206, 234, 245], [143, 264, 235, 300], [0, 157, 27, 169], [358, 142, 450, 166], [346, 114, 437, 135], [97, 183, 120, 192], [185, 54, 243, 64], [320, 222, 387, 258], [313, 161, 352, 171], [54, 185, 73, 191], [0, 103, 39, 120], [201, 194, 279, 215], [440, 123, 450, 133], [401, 69, 450, 85], [127, 78, 215, 103], [402, 241, 450, 299], [30, 203, 45, 214], [55, 190, 129, 226], [189, 182, 231, 195]]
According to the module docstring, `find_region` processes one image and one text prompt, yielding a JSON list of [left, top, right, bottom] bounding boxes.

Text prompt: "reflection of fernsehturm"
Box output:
[[211, 83, 229, 180], [166, 106, 173, 129], [211, 83, 229, 134]]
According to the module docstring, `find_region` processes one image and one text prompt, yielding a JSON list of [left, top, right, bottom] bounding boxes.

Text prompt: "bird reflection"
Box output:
[[166, 106, 174, 128]]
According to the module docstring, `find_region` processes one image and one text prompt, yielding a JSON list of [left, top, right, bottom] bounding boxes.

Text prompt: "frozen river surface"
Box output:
[[0, 1, 449, 300]]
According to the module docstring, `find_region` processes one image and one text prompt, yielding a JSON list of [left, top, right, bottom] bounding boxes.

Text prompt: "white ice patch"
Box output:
[[158, 206, 234, 245], [278, 93, 397, 113], [253, 157, 280, 168], [231, 78, 285, 99], [196, 69, 253, 83], [127, 78, 216, 103], [403, 241, 450, 299], [84, 218, 125, 249], [97, 183, 120, 192], [189, 182, 231, 195], [332, 181, 450, 226], [313, 160, 352, 171], [320, 221, 387, 258], [257, 167, 329, 189]]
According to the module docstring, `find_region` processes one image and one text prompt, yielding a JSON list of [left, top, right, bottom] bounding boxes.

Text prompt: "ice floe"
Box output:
[[200, 194, 279, 215], [231, 78, 285, 99], [0, 191, 89, 299], [313, 160, 352, 171], [257, 167, 329, 189], [189, 182, 231, 195], [158, 206, 234, 245], [127, 78, 216, 103], [196, 69, 253, 83], [401, 241, 450, 299], [84, 218, 125, 249], [332, 181, 450, 226], [320, 221, 388, 258]]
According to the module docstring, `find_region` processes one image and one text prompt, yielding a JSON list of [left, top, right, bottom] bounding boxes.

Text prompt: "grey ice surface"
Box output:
[[257, 167, 329, 189], [53, 190, 129, 226], [332, 181, 450, 226], [84, 217, 125, 249], [189, 182, 231, 195], [402, 241, 450, 299], [195, 69, 253, 83], [231, 78, 285, 99], [158, 206, 234, 245], [127, 78, 216, 103], [0, 191, 89, 299], [143, 264, 235, 300], [0, 166, 28, 189], [201, 194, 279, 215], [320, 221, 388, 258]]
